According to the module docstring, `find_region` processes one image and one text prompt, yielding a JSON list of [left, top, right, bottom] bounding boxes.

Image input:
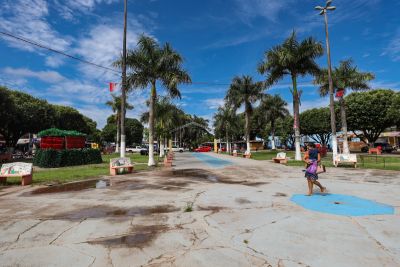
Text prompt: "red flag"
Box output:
[[109, 82, 117, 92], [335, 88, 344, 98]]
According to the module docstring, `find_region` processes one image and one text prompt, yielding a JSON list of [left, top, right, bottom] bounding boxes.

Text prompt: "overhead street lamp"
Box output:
[[315, 0, 338, 162]]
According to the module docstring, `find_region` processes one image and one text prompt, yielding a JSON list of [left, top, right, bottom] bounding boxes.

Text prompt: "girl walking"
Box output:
[[303, 143, 326, 196]]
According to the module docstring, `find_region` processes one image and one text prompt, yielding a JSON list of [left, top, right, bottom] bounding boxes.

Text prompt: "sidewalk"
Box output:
[[0, 152, 398, 266]]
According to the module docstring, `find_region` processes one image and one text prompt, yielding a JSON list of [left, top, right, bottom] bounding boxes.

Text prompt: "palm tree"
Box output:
[[258, 31, 323, 160], [141, 97, 181, 157], [105, 94, 133, 153], [213, 104, 238, 154], [314, 59, 375, 154], [259, 94, 289, 150], [225, 75, 264, 154], [116, 35, 191, 166]]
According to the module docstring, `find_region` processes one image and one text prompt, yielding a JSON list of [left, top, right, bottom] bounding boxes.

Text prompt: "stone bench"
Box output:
[[334, 154, 357, 168], [0, 162, 33, 186], [272, 152, 288, 164], [243, 151, 252, 159], [109, 157, 133, 176]]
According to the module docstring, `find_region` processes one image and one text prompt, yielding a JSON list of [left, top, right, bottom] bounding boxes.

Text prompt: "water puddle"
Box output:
[[163, 169, 268, 186], [87, 225, 168, 248], [235, 198, 252, 204], [50, 204, 179, 220], [27, 179, 105, 195]]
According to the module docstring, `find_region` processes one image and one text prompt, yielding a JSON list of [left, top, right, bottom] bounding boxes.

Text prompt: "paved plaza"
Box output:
[[0, 152, 399, 267]]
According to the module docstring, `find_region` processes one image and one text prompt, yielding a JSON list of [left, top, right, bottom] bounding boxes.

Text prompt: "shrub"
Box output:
[[34, 148, 102, 168]]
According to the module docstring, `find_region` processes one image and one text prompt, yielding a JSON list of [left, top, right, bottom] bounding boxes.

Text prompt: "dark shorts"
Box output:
[[305, 171, 318, 180]]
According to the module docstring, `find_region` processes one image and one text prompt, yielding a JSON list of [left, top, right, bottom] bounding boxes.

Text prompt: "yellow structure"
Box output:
[[169, 139, 173, 151], [214, 139, 218, 153], [91, 143, 99, 149]]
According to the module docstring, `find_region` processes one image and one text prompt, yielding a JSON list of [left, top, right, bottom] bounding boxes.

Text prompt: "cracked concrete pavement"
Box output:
[[0, 152, 399, 267]]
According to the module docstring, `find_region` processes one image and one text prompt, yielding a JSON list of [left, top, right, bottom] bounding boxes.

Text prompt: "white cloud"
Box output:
[[2, 67, 66, 83], [383, 29, 400, 62], [65, 0, 118, 11], [234, 0, 293, 24], [74, 20, 147, 81], [0, 0, 73, 67], [204, 98, 225, 109], [370, 81, 400, 91], [45, 55, 65, 68]]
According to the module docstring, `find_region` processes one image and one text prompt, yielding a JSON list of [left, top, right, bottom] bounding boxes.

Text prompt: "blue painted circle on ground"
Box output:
[[191, 152, 232, 168], [291, 194, 395, 216]]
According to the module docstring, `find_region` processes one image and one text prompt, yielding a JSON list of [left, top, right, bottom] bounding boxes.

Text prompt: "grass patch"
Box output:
[[252, 150, 400, 171], [184, 202, 193, 212], [1, 153, 160, 186], [251, 150, 296, 161]]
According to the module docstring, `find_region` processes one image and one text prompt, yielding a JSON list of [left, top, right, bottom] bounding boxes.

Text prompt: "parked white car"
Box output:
[[126, 146, 145, 153], [167, 146, 184, 153]]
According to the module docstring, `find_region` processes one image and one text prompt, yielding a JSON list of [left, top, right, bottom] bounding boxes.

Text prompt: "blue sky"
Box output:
[[0, 0, 399, 129]]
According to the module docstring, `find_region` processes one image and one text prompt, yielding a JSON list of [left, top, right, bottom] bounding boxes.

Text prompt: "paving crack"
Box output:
[[15, 220, 45, 242], [49, 218, 87, 245]]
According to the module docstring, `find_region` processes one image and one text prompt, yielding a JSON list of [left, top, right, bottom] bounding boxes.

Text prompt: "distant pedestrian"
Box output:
[[303, 143, 326, 196]]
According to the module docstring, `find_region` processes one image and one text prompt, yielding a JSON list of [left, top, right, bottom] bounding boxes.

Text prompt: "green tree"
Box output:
[[52, 106, 91, 133], [106, 94, 133, 153], [346, 89, 399, 144], [258, 31, 323, 160], [116, 35, 191, 166], [274, 116, 295, 149], [225, 75, 264, 154], [314, 59, 374, 153], [5, 90, 55, 147], [213, 105, 239, 153], [0, 87, 16, 146], [300, 107, 332, 146], [102, 116, 143, 146], [259, 94, 289, 150], [141, 97, 183, 156]]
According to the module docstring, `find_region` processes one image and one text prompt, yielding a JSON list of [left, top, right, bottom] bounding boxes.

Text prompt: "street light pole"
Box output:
[[315, 0, 338, 163], [120, 0, 128, 158]]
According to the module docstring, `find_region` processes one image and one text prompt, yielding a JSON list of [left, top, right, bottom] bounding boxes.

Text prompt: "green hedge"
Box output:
[[38, 128, 86, 137], [34, 148, 102, 168]]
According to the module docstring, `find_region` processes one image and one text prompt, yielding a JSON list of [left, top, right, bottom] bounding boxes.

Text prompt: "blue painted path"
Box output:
[[191, 152, 232, 168], [291, 193, 394, 216]]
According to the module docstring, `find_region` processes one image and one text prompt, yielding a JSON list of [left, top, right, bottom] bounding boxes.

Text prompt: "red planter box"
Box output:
[[65, 136, 85, 149]]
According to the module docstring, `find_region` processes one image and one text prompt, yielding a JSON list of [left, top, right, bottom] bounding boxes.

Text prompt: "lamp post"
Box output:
[[315, 0, 338, 163], [120, 0, 128, 158]]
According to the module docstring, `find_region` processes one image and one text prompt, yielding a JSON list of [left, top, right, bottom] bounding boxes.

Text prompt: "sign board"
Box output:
[[0, 162, 32, 176]]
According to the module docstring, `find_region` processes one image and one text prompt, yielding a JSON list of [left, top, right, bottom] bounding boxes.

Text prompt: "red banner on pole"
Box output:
[[335, 88, 344, 98], [109, 82, 117, 92]]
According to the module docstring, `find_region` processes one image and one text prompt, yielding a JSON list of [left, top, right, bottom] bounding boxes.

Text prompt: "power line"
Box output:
[[0, 30, 121, 74]]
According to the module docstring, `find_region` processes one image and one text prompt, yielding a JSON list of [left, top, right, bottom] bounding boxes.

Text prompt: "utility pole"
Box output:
[[315, 0, 338, 163], [120, 0, 128, 158]]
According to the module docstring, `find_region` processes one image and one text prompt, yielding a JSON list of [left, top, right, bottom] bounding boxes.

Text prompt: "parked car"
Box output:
[[167, 146, 184, 153], [194, 146, 212, 152], [126, 146, 146, 153]]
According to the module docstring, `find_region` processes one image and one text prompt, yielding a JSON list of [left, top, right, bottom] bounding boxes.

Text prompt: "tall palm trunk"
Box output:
[[115, 113, 120, 153], [148, 82, 156, 166], [226, 132, 230, 154], [271, 120, 276, 150], [339, 97, 350, 154], [159, 136, 165, 157], [292, 75, 302, 160], [245, 103, 251, 153]]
